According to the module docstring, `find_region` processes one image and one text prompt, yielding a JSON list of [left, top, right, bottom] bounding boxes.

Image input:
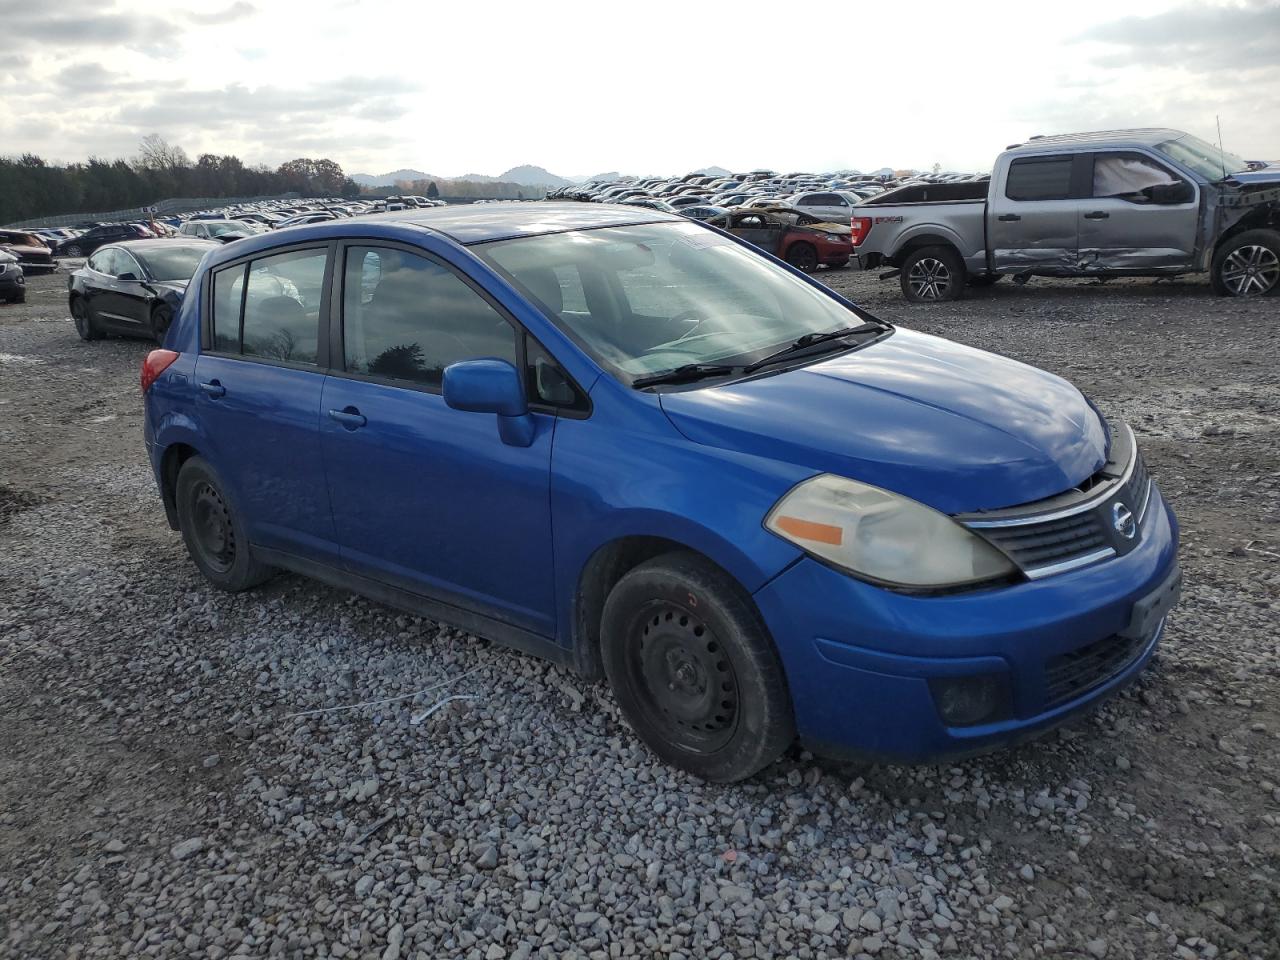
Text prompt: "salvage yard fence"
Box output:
[[2, 193, 303, 229]]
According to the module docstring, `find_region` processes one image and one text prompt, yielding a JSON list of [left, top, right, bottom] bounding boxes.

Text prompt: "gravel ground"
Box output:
[[1, 264, 1277, 960]]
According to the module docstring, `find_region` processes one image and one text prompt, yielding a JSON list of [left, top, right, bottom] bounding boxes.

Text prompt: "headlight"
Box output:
[[824, 233, 848, 243], [765, 474, 1017, 589]]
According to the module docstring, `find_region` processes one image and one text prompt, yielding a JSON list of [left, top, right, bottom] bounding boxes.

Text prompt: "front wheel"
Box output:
[[175, 456, 273, 592], [150, 304, 174, 343], [601, 552, 795, 782], [64, 244, 83, 258], [785, 242, 819, 272], [900, 245, 965, 302], [70, 296, 98, 341], [1212, 229, 1280, 297]]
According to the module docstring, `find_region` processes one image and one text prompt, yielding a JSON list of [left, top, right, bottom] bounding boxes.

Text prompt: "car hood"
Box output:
[[659, 328, 1108, 514], [152, 279, 190, 298], [1230, 162, 1280, 188]]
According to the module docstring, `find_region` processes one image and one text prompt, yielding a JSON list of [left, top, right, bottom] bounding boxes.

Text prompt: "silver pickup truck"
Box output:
[[850, 128, 1280, 302]]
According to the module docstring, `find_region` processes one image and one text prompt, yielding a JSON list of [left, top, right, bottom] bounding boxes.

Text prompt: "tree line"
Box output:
[[0, 135, 362, 224]]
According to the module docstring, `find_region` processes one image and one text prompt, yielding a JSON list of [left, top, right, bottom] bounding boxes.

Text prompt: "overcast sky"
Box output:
[[1, 0, 1277, 177]]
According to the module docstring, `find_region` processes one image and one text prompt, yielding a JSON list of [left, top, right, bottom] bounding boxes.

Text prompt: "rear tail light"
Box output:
[[849, 217, 872, 247], [141, 349, 179, 393]]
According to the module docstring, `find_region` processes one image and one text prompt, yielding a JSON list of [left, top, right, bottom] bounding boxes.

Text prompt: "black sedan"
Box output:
[[69, 239, 218, 342]]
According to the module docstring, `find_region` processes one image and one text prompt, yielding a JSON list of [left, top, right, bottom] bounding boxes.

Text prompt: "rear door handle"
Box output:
[[1084, 211, 1110, 220], [997, 214, 1021, 222], [328, 407, 367, 430], [199, 380, 225, 398]]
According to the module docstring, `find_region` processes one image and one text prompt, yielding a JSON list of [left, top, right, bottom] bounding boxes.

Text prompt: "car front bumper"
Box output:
[[753, 484, 1180, 763]]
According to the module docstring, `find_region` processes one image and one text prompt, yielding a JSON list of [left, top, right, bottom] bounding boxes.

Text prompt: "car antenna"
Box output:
[[1215, 115, 1228, 180]]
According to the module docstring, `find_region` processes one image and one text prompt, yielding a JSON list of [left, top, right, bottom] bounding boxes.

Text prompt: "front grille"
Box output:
[[973, 510, 1109, 570], [959, 421, 1153, 579], [1044, 630, 1149, 708]]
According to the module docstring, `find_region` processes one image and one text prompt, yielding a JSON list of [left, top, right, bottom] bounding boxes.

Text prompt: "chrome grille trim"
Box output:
[[964, 423, 1139, 530]]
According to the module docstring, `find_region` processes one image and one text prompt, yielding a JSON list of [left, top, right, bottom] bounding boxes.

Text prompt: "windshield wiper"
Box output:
[[743, 322, 884, 373], [632, 363, 740, 388]]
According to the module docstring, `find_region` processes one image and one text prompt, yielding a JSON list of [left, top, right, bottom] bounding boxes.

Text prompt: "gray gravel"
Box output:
[[1, 266, 1278, 959]]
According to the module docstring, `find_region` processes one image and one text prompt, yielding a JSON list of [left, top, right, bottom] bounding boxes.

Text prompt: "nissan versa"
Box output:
[[141, 204, 1181, 782]]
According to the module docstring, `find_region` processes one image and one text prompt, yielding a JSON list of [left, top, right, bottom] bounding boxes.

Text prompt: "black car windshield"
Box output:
[[1155, 134, 1248, 181], [479, 221, 881, 381], [137, 244, 210, 282]]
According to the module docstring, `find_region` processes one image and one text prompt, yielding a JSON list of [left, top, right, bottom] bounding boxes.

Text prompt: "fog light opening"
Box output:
[[928, 673, 1011, 728]]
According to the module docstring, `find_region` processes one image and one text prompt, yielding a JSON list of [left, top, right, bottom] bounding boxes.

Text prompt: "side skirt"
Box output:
[[253, 545, 576, 672]]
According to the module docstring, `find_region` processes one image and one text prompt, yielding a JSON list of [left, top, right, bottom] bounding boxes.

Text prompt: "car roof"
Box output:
[[1005, 128, 1187, 154], [106, 239, 220, 255], [339, 201, 680, 244]]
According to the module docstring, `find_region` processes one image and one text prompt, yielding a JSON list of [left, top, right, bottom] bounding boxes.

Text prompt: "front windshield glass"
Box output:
[[206, 222, 248, 237], [1155, 134, 1247, 181], [139, 244, 210, 281], [479, 221, 875, 379]]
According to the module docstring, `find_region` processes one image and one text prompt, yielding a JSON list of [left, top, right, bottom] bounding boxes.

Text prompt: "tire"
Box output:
[[785, 242, 819, 272], [64, 244, 83, 258], [601, 552, 795, 782], [1211, 229, 1280, 297], [70, 296, 98, 341], [900, 245, 966, 302], [150, 304, 174, 343], [175, 456, 273, 592]]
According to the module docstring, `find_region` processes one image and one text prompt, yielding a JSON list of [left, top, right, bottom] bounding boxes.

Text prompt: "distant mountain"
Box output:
[[498, 165, 574, 188], [695, 165, 732, 177], [351, 164, 574, 189], [351, 169, 432, 187]]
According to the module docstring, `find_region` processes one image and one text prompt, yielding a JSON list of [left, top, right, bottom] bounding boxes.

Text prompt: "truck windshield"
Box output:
[[479, 221, 880, 382], [1154, 134, 1247, 181]]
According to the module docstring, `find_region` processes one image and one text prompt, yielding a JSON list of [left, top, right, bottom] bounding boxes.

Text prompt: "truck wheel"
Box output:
[[785, 242, 819, 272], [1212, 230, 1280, 297], [600, 552, 795, 782], [901, 246, 965, 302]]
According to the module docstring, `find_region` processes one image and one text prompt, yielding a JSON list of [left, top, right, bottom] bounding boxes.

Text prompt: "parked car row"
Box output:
[[548, 169, 988, 226]]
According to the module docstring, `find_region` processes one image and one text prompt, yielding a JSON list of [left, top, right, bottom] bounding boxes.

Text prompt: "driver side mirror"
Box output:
[[1149, 181, 1194, 205], [118, 272, 140, 282], [443, 359, 534, 447]]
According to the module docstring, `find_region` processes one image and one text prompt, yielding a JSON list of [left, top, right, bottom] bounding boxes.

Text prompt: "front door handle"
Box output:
[[328, 407, 367, 430], [997, 214, 1021, 222], [1084, 211, 1110, 220], [199, 380, 225, 398]]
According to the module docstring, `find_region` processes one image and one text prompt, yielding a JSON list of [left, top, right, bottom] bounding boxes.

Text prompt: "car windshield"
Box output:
[[137, 245, 210, 282], [207, 222, 250, 236], [1154, 134, 1248, 181], [479, 221, 878, 380]]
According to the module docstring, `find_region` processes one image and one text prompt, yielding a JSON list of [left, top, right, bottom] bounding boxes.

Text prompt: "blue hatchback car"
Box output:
[[142, 203, 1181, 781]]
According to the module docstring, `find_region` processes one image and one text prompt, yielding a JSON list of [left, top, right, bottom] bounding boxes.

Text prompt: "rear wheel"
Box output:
[[70, 296, 98, 341], [175, 456, 273, 592], [150, 304, 174, 342], [1212, 230, 1280, 297], [785, 242, 819, 272], [601, 552, 794, 782], [901, 245, 965, 302]]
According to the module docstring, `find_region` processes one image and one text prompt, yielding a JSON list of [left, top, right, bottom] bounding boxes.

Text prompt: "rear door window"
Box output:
[[209, 247, 326, 364], [1005, 157, 1075, 201], [340, 246, 516, 388]]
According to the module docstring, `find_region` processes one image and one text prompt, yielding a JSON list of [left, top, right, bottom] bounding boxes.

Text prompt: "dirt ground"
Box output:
[[0, 263, 1277, 960]]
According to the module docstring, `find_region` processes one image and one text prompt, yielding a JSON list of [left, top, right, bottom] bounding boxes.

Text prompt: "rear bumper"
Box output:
[[753, 485, 1180, 763]]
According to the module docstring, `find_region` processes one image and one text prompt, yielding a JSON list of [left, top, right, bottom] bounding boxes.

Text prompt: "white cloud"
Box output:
[[0, 0, 1276, 176]]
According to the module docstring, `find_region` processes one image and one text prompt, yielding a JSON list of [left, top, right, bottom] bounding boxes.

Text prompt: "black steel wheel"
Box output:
[[175, 456, 272, 592], [70, 296, 98, 341], [601, 552, 794, 781], [900, 245, 965, 302], [786, 242, 819, 272], [1212, 230, 1280, 297]]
